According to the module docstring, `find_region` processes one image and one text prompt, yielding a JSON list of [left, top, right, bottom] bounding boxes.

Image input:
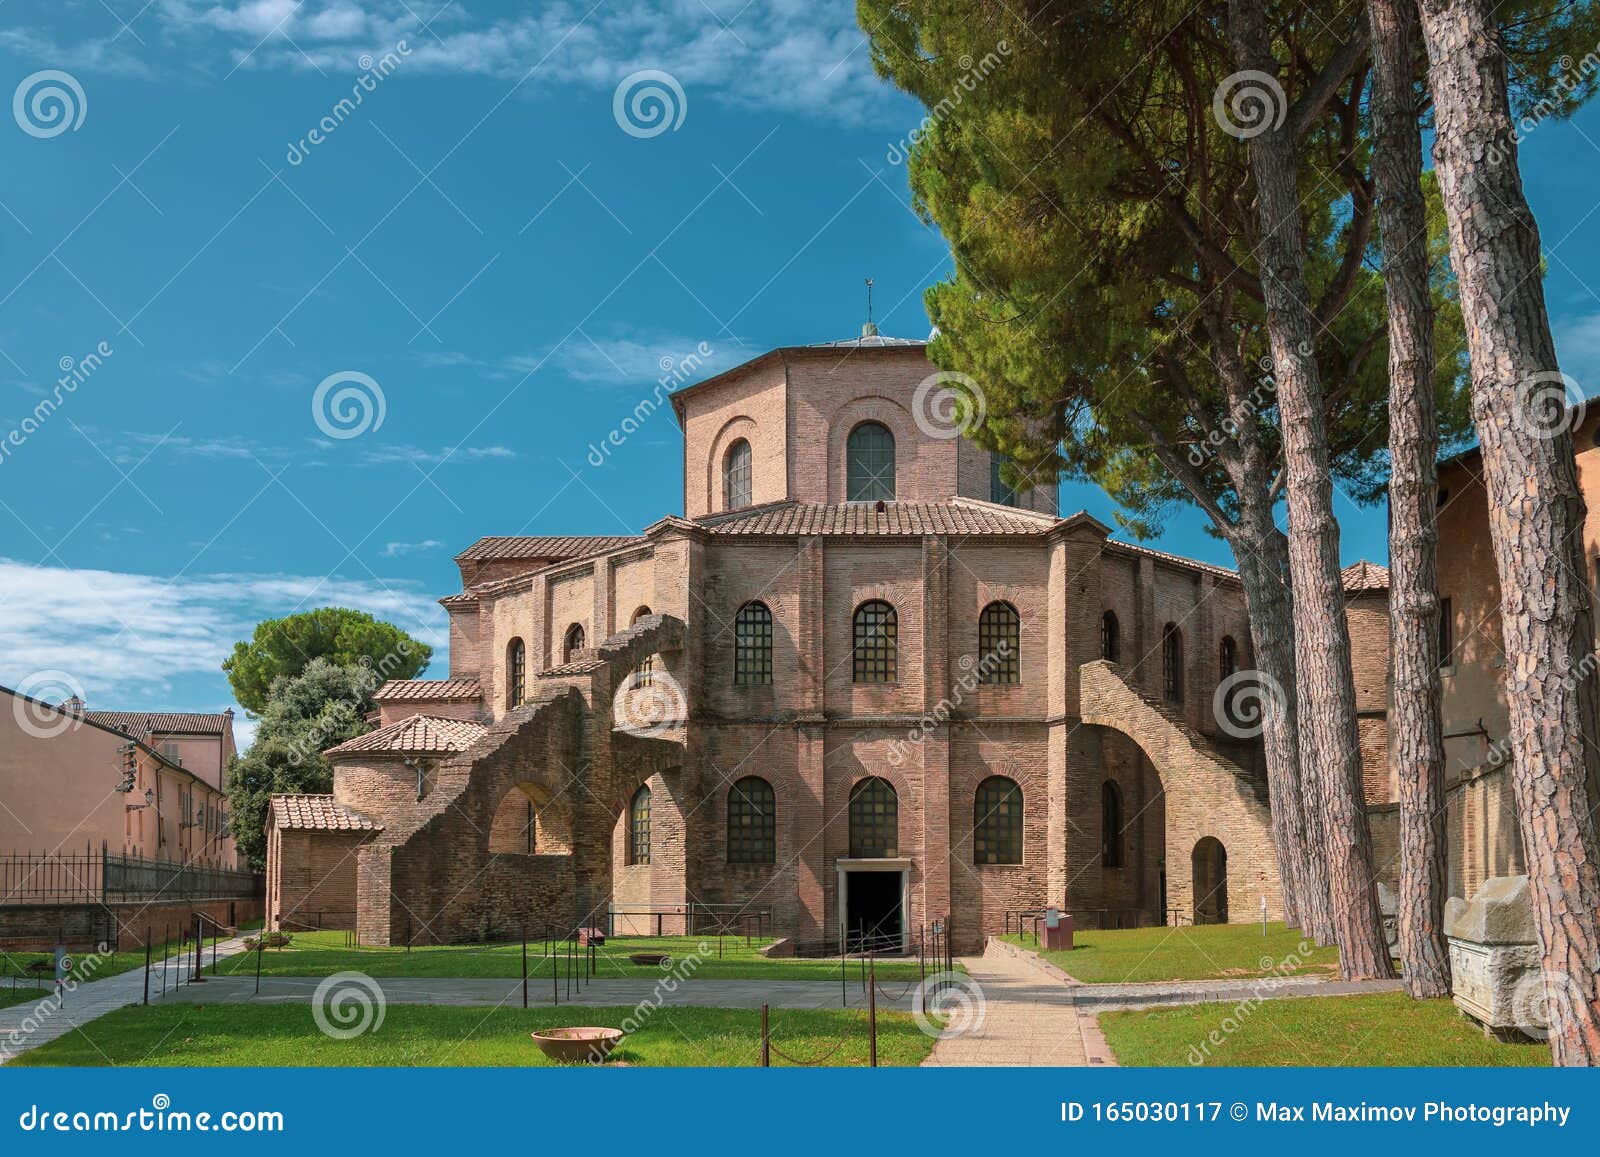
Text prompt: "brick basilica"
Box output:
[[265, 329, 1402, 952]]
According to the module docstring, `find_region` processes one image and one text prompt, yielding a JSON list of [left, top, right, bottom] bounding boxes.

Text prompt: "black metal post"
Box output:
[[521, 927, 528, 1009], [761, 1003, 770, 1067], [868, 952, 878, 1068], [143, 930, 151, 1005], [255, 936, 263, 996]]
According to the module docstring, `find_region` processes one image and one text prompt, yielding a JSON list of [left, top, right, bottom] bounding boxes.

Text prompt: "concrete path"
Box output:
[[1068, 974, 1403, 1011], [0, 936, 252, 1064], [923, 948, 1102, 1067]]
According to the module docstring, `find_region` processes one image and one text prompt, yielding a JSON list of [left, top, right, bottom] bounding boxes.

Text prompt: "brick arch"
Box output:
[[1078, 659, 1282, 924], [825, 395, 920, 503], [703, 414, 760, 514], [487, 780, 574, 856]]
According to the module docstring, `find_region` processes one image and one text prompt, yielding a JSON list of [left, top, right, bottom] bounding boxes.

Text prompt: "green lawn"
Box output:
[[0, 985, 51, 1010], [1002, 922, 1339, 983], [214, 932, 936, 982], [0, 943, 183, 987], [1099, 992, 1550, 1067], [12, 1002, 936, 1067]]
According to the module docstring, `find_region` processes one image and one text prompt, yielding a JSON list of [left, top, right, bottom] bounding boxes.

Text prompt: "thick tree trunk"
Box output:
[[1417, 0, 1600, 1064], [1229, 0, 1395, 979], [1368, 0, 1451, 999]]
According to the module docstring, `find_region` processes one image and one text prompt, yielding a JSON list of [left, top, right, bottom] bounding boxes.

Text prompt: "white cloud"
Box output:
[[543, 332, 739, 386], [381, 538, 443, 556], [0, 557, 447, 711]]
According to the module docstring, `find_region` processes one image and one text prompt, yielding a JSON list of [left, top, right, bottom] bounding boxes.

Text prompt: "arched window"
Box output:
[[631, 606, 654, 687], [973, 776, 1023, 864], [1101, 780, 1123, 868], [846, 421, 896, 502], [723, 438, 753, 510], [977, 601, 1020, 684], [727, 776, 775, 863], [990, 454, 1016, 505], [628, 785, 651, 866], [1101, 611, 1120, 662], [506, 638, 525, 708], [1219, 635, 1238, 680], [733, 600, 773, 685], [563, 623, 586, 663], [848, 777, 898, 858], [852, 600, 897, 683], [1162, 623, 1184, 704]]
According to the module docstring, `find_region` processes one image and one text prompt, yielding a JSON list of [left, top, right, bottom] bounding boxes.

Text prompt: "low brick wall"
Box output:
[[0, 896, 265, 952]]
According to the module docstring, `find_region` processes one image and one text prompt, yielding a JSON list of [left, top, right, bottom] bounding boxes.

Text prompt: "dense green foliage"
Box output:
[[223, 607, 430, 714]]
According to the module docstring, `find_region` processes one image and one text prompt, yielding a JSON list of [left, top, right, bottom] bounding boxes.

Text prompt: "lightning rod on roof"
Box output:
[[863, 277, 878, 338]]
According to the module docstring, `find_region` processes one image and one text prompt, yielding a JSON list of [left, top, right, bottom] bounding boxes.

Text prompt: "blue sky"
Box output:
[[3, 1, 1600, 743]]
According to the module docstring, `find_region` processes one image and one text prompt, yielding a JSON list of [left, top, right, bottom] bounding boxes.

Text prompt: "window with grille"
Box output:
[[974, 776, 1023, 864], [726, 776, 775, 863], [507, 638, 526, 707], [990, 454, 1016, 505], [734, 601, 773, 685], [563, 623, 586, 663], [724, 438, 753, 510], [852, 600, 897, 683], [846, 421, 896, 501], [1162, 623, 1184, 704], [1101, 611, 1120, 661], [978, 601, 1020, 683], [849, 777, 898, 858], [628, 785, 651, 866], [631, 607, 654, 687], [1101, 780, 1123, 867]]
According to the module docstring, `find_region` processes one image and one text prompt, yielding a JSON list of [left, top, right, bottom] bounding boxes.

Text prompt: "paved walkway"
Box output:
[[924, 948, 1100, 1066], [0, 936, 252, 1063], [1067, 974, 1403, 1011]]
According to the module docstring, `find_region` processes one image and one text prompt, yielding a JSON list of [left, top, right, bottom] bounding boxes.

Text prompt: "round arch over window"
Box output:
[[726, 776, 776, 863], [1162, 623, 1184, 704], [973, 776, 1023, 864], [563, 623, 586, 663], [733, 600, 773, 685], [852, 600, 897, 683], [723, 438, 753, 510], [1101, 780, 1123, 868], [849, 777, 898, 858], [1101, 611, 1120, 662], [978, 601, 1020, 684], [506, 638, 526, 708], [846, 421, 896, 502], [631, 606, 655, 687], [628, 784, 651, 866]]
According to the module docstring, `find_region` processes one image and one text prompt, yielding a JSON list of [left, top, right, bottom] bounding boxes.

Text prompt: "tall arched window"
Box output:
[[1101, 780, 1123, 868], [849, 777, 898, 858], [1162, 623, 1184, 704], [723, 438, 752, 510], [631, 606, 654, 687], [846, 421, 896, 502], [733, 600, 773, 685], [1219, 635, 1238, 680], [726, 776, 776, 863], [563, 623, 586, 663], [852, 600, 897, 683], [977, 601, 1020, 683], [628, 785, 651, 866], [974, 776, 1023, 864], [506, 638, 525, 708], [1101, 611, 1120, 662]]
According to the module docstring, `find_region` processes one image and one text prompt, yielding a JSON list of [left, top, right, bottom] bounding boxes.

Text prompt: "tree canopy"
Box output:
[[223, 606, 431, 714]]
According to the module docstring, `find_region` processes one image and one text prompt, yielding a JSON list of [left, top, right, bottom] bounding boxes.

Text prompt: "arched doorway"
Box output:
[[1192, 837, 1228, 924]]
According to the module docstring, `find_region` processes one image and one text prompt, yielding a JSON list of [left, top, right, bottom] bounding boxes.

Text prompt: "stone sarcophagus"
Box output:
[[1444, 874, 1541, 1039]]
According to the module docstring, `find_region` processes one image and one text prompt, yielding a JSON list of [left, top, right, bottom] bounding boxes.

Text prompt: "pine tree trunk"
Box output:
[[1228, 0, 1395, 979], [1417, 0, 1600, 1064], [1368, 0, 1451, 999]]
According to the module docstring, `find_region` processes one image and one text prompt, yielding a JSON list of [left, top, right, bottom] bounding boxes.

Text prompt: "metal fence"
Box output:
[[0, 846, 263, 906]]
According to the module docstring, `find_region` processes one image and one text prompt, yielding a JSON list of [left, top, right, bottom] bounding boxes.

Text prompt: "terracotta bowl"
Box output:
[[629, 952, 672, 967], [530, 1026, 624, 1064]]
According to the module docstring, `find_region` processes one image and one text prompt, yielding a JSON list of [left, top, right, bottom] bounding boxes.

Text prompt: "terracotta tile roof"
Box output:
[[371, 678, 481, 702], [697, 499, 1059, 537], [455, 535, 644, 562], [539, 657, 605, 678], [323, 714, 487, 757], [84, 711, 234, 740], [1104, 540, 1240, 582], [269, 793, 382, 832], [1342, 559, 1390, 592]]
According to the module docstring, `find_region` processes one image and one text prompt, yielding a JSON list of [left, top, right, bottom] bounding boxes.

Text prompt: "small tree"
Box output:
[[223, 607, 431, 714]]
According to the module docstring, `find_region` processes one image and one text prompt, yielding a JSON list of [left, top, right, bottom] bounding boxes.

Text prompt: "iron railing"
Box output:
[[0, 846, 263, 906]]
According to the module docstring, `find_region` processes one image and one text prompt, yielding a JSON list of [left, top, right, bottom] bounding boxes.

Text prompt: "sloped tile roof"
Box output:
[[455, 535, 644, 562], [269, 793, 382, 832], [371, 678, 481, 702], [805, 333, 927, 349], [1104, 540, 1240, 582], [84, 711, 233, 739], [697, 499, 1058, 537], [323, 714, 487, 757], [1341, 559, 1391, 592]]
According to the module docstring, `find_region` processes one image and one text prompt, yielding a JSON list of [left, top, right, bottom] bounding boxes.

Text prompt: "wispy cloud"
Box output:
[[541, 332, 737, 386], [381, 538, 443, 556]]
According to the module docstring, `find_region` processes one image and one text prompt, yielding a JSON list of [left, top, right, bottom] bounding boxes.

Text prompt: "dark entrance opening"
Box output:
[[845, 871, 902, 953]]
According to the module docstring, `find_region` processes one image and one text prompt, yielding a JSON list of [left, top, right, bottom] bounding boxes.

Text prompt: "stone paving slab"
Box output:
[[923, 948, 1089, 1067]]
